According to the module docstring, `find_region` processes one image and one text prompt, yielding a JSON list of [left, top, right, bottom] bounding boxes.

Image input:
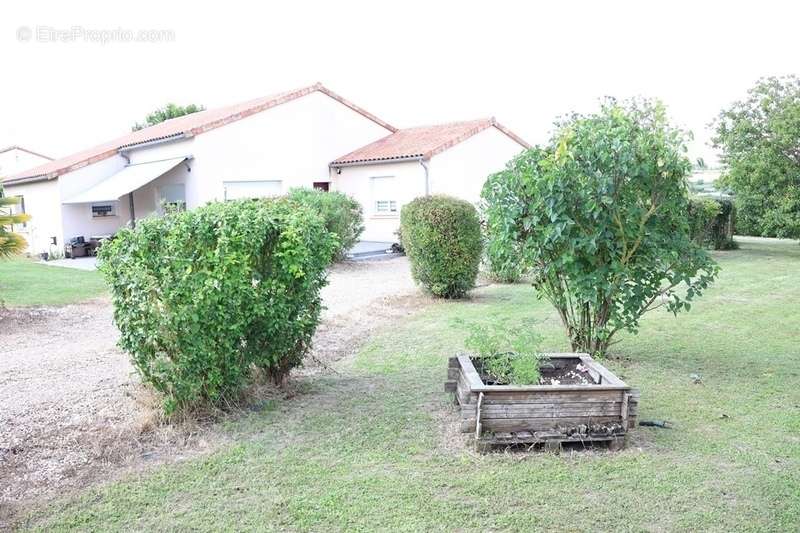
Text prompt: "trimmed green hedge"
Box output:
[[287, 188, 364, 261], [98, 198, 337, 414], [400, 195, 482, 298]]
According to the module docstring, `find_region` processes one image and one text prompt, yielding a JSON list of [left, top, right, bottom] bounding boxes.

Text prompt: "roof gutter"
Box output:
[[117, 132, 194, 153], [330, 155, 424, 169], [2, 174, 51, 186], [5, 132, 195, 186]]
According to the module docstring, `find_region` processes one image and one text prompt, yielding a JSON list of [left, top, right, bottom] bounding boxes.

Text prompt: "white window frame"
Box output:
[[223, 180, 283, 201], [11, 195, 27, 231], [157, 183, 187, 213], [91, 202, 116, 218], [370, 176, 398, 216]]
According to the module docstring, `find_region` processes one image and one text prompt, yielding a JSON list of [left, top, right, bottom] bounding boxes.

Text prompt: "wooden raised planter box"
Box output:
[[445, 354, 639, 452]]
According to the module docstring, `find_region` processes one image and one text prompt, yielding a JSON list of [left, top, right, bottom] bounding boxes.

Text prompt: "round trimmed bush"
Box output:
[[400, 195, 482, 298], [98, 198, 337, 414], [287, 187, 364, 261]]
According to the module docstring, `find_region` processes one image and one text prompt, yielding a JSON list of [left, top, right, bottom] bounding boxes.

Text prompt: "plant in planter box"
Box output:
[[464, 320, 544, 385]]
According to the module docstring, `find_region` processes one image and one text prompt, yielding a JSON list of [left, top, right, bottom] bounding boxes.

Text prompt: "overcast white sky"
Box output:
[[2, 1, 798, 167]]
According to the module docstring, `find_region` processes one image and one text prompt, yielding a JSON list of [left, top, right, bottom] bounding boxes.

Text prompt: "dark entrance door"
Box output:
[[313, 182, 330, 192]]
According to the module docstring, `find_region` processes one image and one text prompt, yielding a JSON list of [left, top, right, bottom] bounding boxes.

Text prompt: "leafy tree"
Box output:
[[0, 184, 31, 258], [483, 99, 718, 356], [132, 102, 205, 131], [712, 76, 800, 239]]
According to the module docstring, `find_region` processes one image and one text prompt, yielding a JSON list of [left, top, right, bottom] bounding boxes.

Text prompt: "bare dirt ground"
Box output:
[[0, 257, 421, 526]]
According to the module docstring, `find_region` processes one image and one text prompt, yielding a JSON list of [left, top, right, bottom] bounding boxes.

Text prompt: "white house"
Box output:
[[332, 119, 529, 241], [0, 146, 55, 252], [1, 83, 529, 253], [0, 145, 53, 177]]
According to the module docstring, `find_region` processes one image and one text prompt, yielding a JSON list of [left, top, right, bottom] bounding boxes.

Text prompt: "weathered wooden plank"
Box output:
[[481, 401, 623, 411], [479, 404, 624, 419], [457, 355, 485, 390], [627, 388, 640, 428], [474, 384, 629, 392], [447, 367, 460, 380], [448, 356, 460, 368], [621, 392, 629, 430], [481, 415, 622, 432], [456, 373, 473, 405], [583, 358, 626, 387], [482, 390, 625, 403], [483, 433, 619, 444], [542, 352, 591, 359], [444, 381, 457, 393]]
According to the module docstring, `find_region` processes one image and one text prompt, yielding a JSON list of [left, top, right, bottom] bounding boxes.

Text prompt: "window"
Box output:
[[158, 184, 186, 212], [91, 203, 116, 218], [375, 200, 397, 213], [370, 176, 397, 215], [11, 195, 26, 230], [223, 180, 282, 200]]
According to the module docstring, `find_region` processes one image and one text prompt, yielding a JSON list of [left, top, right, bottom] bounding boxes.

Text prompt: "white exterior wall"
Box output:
[[188, 90, 390, 202], [331, 127, 525, 242], [427, 127, 524, 204], [0, 149, 51, 178], [121, 91, 391, 205], [25, 90, 391, 248], [59, 155, 129, 241], [333, 161, 426, 242], [2, 179, 62, 254]]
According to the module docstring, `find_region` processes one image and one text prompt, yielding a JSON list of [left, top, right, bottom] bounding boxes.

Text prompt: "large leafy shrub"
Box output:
[[482, 170, 526, 282], [400, 195, 482, 298], [98, 198, 337, 414], [688, 196, 737, 250], [713, 75, 800, 239], [482, 98, 719, 356], [287, 188, 363, 261]]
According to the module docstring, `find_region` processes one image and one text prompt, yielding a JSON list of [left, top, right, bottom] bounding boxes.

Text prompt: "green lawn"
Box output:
[[23, 238, 800, 531], [0, 257, 106, 307]]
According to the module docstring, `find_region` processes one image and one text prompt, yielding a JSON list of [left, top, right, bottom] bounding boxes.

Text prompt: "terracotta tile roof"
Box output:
[[4, 83, 396, 184], [330, 118, 530, 166]]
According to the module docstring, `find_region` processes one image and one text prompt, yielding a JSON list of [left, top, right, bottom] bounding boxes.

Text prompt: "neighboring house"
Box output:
[[1, 83, 529, 253], [0, 145, 53, 177], [0, 146, 54, 249], [688, 168, 724, 195], [332, 119, 529, 241]]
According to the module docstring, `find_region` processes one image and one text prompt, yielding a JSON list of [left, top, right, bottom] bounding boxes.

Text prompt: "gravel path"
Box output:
[[0, 257, 418, 521]]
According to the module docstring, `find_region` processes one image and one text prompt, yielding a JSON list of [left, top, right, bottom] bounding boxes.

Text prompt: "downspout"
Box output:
[[419, 159, 430, 196], [128, 193, 136, 229]]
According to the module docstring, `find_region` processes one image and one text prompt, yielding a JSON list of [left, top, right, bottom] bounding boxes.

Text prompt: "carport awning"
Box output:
[[63, 157, 188, 204]]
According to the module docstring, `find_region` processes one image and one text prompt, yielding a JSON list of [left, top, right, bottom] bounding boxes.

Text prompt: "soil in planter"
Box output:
[[471, 357, 596, 386]]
